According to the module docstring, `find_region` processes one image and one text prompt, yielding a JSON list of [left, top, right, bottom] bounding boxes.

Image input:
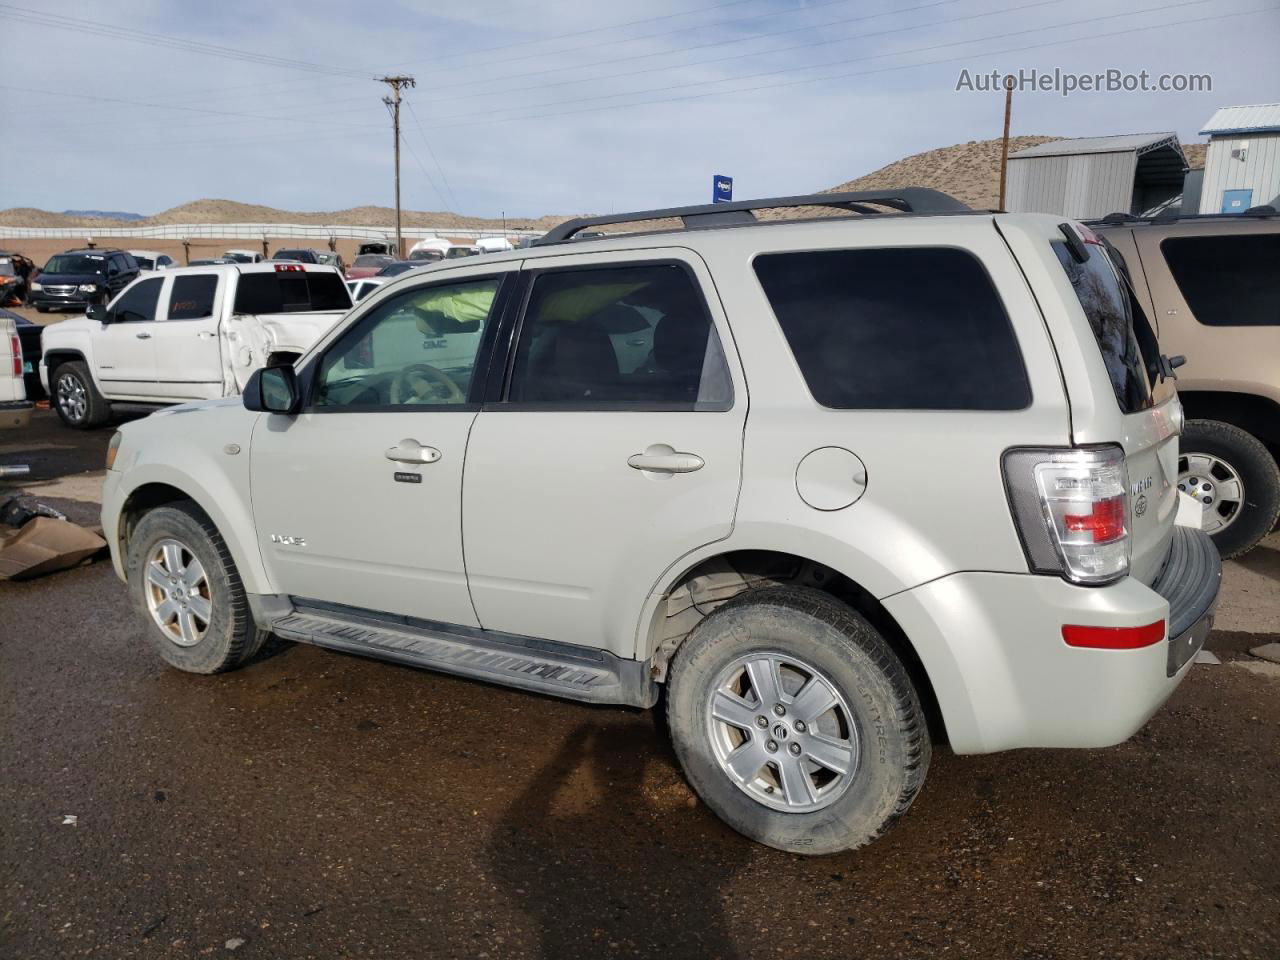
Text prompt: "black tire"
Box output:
[[35, 305, 48, 313], [126, 503, 269, 674], [666, 586, 930, 855], [50, 360, 110, 429], [1180, 419, 1280, 559]]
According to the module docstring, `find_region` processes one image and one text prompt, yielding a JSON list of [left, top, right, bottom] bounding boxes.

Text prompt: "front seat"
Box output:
[[525, 320, 620, 401]]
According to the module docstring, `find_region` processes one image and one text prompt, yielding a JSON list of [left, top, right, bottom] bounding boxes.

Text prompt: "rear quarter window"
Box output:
[[1051, 240, 1153, 414], [1160, 233, 1280, 326], [752, 247, 1031, 410]]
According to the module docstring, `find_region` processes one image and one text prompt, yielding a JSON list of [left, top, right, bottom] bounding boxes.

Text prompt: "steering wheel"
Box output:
[[393, 362, 466, 404]]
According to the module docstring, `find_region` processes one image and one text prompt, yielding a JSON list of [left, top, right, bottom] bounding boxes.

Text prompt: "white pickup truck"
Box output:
[[40, 263, 352, 428]]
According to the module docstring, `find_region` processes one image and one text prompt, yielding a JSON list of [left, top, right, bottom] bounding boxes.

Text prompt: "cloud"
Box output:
[[2, 0, 1277, 217]]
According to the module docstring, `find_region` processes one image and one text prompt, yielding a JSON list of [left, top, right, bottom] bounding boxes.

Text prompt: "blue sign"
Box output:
[[713, 175, 733, 203], [1221, 188, 1253, 214]]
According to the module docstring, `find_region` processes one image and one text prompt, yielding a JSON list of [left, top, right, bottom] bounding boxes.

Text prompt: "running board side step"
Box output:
[[265, 601, 658, 709]]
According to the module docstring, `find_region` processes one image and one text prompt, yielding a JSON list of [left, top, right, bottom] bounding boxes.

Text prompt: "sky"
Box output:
[[1, 0, 1277, 218]]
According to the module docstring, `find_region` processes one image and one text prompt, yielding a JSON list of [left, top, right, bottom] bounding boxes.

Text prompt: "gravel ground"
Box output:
[[2, 410, 1278, 960]]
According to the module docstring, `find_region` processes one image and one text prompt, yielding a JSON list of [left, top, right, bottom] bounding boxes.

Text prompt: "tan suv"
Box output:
[[1097, 212, 1280, 557]]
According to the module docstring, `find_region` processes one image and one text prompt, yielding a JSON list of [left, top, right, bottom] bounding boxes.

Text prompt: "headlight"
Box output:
[[30, 281, 42, 291], [78, 284, 98, 293], [105, 432, 122, 470]]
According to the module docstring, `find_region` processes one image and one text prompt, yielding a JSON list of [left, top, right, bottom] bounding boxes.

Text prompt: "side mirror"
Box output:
[[87, 303, 110, 323], [244, 364, 301, 415]]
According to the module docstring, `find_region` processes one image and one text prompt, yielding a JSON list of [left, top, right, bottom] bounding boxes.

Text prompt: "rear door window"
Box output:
[[506, 263, 732, 408], [753, 247, 1030, 410], [234, 271, 352, 314], [1051, 240, 1153, 414], [1160, 233, 1280, 326], [166, 275, 218, 320]]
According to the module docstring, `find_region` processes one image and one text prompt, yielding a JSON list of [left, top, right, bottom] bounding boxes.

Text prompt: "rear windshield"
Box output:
[[234, 271, 352, 314], [1160, 233, 1280, 326], [272, 249, 317, 263], [44, 254, 106, 275], [1051, 239, 1154, 414], [133, 257, 155, 270]]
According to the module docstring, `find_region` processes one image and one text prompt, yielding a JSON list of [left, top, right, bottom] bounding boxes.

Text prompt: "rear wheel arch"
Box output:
[[1177, 390, 1280, 449], [644, 548, 947, 744]]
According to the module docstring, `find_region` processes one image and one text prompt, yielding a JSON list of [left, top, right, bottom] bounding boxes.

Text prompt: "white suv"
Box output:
[[101, 190, 1220, 854]]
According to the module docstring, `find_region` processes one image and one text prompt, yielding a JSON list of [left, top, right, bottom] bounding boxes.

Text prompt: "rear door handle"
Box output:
[[385, 438, 442, 464], [134, 331, 152, 339], [627, 444, 704, 474]]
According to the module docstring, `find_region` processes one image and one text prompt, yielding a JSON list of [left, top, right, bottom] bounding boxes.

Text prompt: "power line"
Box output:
[[0, 3, 371, 79], [421, 2, 1274, 131], [412, 0, 1220, 125], [378, 75, 417, 257], [405, 101, 460, 213]]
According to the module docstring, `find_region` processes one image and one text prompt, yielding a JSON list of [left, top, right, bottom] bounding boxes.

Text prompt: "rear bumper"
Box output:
[[0, 399, 33, 429], [883, 527, 1221, 754]]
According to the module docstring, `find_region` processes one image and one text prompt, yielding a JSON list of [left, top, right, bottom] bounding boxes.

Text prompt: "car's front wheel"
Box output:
[[126, 503, 269, 674], [666, 586, 930, 855], [51, 360, 110, 429]]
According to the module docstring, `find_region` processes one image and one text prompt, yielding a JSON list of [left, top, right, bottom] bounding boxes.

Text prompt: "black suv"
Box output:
[[30, 249, 140, 312]]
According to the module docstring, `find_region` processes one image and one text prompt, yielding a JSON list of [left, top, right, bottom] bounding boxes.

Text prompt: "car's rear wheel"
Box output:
[[51, 360, 110, 429], [666, 586, 930, 854], [1178, 419, 1280, 559], [126, 503, 269, 674]]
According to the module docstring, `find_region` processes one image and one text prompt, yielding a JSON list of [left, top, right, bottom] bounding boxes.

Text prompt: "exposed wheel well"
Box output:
[[117, 483, 198, 567], [42, 349, 86, 378], [1179, 391, 1280, 451], [648, 550, 946, 743]]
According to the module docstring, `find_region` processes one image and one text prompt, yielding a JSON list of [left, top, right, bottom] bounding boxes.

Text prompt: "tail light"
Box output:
[[10, 335, 20, 377], [1003, 445, 1131, 585], [274, 263, 304, 273]]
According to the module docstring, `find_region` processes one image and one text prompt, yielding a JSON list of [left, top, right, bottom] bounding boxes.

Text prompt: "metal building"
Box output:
[[1005, 133, 1188, 218], [1197, 103, 1280, 214]]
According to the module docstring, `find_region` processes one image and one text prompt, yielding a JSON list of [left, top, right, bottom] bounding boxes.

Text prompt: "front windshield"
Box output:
[[225, 252, 254, 263], [44, 254, 107, 275]]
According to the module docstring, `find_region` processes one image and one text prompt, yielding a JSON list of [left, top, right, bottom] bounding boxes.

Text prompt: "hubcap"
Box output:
[[1178, 453, 1245, 535], [56, 372, 87, 422], [706, 652, 859, 813], [144, 539, 212, 647]]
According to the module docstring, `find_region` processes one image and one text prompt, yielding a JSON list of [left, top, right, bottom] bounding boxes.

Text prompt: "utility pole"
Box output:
[[997, 74, 1014, 212], [377, 75, 416, 258]]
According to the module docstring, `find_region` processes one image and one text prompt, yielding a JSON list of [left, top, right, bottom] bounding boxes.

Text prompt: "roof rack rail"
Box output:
[[1086, 206, 1279, 227], [536, 188, 970, 245]]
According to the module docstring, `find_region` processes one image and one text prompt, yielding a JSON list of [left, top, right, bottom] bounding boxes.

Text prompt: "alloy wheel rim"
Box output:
[[56, 373, 87, 422], [706, 651, 859, 813], [1178, 453, 1245, 535], [144, 538, 212, 647]]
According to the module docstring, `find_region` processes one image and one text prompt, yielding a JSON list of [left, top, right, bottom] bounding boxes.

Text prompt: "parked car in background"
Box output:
[[408, 248, 444, 263], [271, 248, 321, 264], [443, 244, 480, 259], [409, 237, 451, 259], [40, 262, 352, 428], [2, 307, 44, 399], [189, 258, 238, 266], [375, 260, 430, 278], [357, 240, 394, 257], [346, 254, 394, 280], [0, 251, 36, 305], [29, 249, 140, 312], [475, 237, 514, 254], [129, 250, 177, 272], [223, 250, 264, 263], [1095, 211, 1280, 557], [347, 277, 385, 302], [0, 311, 32, 428], [101, 189, 1217, 855]]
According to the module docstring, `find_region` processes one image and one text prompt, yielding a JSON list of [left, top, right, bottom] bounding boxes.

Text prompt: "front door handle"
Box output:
[[627, 444, 704, 474], [135, 331, 152, 339], [385, 438, 442, 464]]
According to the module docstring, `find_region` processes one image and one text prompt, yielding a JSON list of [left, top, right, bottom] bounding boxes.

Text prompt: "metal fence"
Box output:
[[0, 222, 543, 241]]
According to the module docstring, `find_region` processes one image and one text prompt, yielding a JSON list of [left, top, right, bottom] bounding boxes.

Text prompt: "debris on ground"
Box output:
[[1194, 650, 1222, 665], [225, 937, 246, 951], [1250, 642, 1280, 665], [61, 815, 76, 826], [0, 505, 106, 580]]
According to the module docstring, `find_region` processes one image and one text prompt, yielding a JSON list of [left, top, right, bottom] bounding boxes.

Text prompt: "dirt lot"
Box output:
[[2, 410, 1278, 960]]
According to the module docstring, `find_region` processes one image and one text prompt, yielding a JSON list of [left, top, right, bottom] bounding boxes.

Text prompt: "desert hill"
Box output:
[[0, 138, 1209, 230]]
